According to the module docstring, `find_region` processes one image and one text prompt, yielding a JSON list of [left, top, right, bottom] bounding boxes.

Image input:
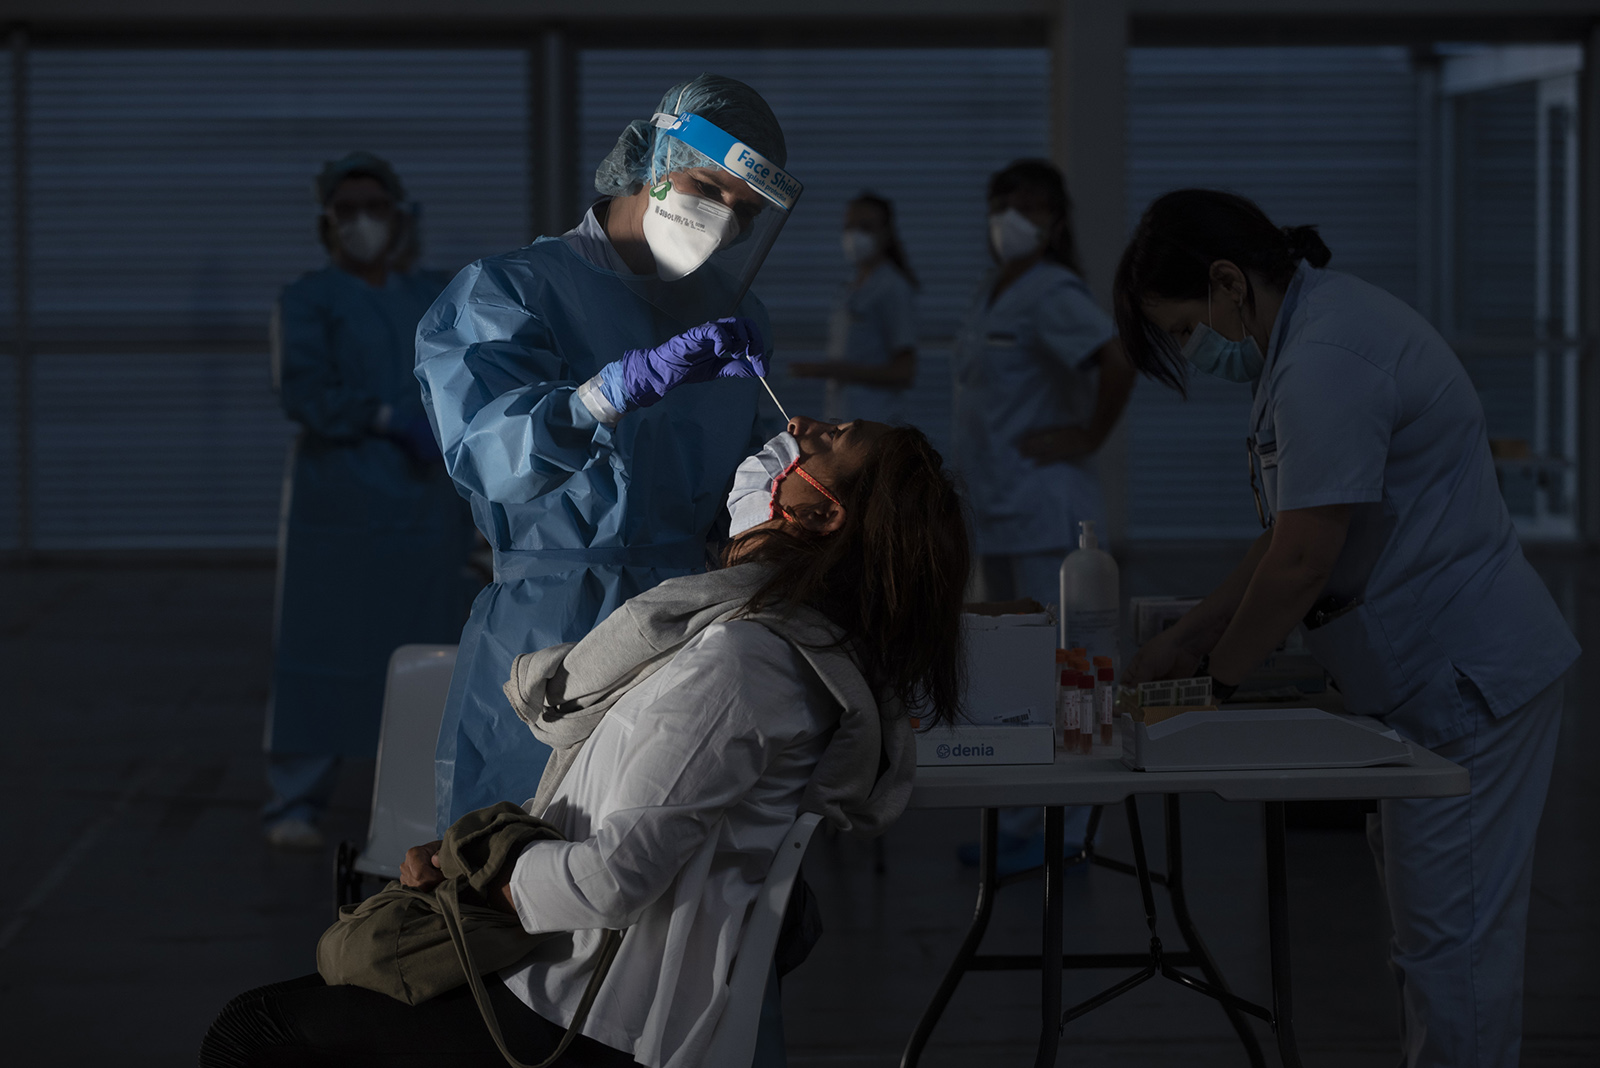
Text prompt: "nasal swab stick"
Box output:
[[757, 372, 789, 422]]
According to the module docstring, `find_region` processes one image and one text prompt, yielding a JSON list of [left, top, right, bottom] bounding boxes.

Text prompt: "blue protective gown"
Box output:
[[268, 265, 476, 757], [415, 237, 766, 832]]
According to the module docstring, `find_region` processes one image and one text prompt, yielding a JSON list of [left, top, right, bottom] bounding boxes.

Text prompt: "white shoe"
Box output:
[[266, 818, 325, 851]]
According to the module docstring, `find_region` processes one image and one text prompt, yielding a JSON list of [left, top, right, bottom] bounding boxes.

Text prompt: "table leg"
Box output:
[[1264, 801, 1303, 1068], [1036, 806, 1065, 1068], [1124, 797, 1160, 933], [1164, 795, 1267, 1068], [900, 808, 1000, 1068]]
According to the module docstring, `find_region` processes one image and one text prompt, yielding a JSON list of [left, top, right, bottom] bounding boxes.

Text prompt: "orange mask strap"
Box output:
[[769, 456, 843, 524]]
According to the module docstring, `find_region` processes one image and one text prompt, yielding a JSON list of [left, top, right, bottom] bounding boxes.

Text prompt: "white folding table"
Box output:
[[900, 739, 1469, 1068]]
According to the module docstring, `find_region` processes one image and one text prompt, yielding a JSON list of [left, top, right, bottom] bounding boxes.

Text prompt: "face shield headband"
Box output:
[[645, 111, 804, 310], [649, 111, 803, 213]]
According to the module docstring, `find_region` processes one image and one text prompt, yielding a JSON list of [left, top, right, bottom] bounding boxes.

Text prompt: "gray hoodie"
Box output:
[[503, 562, 915, 836]]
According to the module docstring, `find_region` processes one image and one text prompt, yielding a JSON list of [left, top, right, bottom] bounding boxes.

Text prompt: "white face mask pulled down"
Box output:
[[641, 179, 740, 281], [726, 430, 802, 538], [336, 213, 393, 265], [988, 208, 1043, 263]]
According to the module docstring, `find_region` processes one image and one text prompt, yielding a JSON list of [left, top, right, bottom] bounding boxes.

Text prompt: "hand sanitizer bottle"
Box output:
[[1060, 520, 1120, 667]]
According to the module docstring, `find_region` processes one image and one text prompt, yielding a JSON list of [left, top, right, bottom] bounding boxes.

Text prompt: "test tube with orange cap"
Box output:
[[1076, 671, 1096, 753], [1054, 650, 1072, 746], [1093, 656, 1115, 744]]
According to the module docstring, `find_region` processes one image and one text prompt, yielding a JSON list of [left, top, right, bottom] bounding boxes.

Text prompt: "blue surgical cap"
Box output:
[[594, 74, 787, 198], [316, 150, 406, 205]]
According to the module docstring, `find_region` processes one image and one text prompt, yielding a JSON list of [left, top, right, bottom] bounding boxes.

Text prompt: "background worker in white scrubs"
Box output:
[[1116, 188, 1578, 1068], [790, 193, 918, 424], [953, 159, 1135, 610], [951, 159, 1135, 870]]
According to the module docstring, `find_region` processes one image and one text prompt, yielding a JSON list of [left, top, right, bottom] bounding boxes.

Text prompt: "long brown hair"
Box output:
[[729, 427, 969, 726]]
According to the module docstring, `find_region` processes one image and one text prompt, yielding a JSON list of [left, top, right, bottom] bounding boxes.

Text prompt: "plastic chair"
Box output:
[[334, 644, 457, 909], [699, 811, 824, 1068]]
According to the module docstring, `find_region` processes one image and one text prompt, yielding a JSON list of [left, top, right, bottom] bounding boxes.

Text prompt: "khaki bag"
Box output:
[[317, 802, 624, 1068]]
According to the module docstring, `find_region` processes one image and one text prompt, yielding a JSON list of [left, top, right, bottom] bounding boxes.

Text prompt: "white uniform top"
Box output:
[[823, 262, 917, 425], [1252, 263, 1578, 747], [501, 621, 835, 1068], [951, 261, 1115, 556]]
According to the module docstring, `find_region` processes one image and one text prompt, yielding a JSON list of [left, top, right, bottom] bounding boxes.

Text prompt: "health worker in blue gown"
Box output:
[[417, 76, 801, 832], [266, 152, 476, 850], [1119, 189, 1578, 1068]]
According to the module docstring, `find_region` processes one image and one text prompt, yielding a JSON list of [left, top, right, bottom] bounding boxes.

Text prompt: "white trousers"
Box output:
[[1368, 675, 1563, 1068]]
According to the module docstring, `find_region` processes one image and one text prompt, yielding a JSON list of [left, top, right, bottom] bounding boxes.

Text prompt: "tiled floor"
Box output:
[[1, 547, 1594, 1066]]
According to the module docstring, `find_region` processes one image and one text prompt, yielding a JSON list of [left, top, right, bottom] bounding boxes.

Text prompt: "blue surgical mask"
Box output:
[[1181, 293, 1264, 383]]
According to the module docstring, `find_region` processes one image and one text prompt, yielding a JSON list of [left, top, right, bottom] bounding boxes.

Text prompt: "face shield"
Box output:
[[622, 111, 803, 328]]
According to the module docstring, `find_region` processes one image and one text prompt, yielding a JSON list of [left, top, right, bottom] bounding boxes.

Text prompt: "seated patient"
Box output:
[[200, 416, 970, 1068]]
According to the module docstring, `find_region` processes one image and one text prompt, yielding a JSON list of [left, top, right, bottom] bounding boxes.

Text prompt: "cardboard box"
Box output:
[[915, 724, 1058, 766]]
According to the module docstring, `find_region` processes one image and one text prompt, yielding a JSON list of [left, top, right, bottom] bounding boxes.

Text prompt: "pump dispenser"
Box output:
[[1060, 520, 1120, 666]]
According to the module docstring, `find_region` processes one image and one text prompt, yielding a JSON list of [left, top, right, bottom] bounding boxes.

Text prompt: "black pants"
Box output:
[[199, 974, 642, 1068]]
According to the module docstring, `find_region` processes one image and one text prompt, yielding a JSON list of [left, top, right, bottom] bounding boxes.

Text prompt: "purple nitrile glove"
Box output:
[[388, 413, 443, 464], [598, 317, 768, 413]]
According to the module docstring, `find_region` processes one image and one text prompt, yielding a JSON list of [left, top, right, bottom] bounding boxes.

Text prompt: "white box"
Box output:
[[916, 724, 1058, 766], [962, 613, 1058, 726]]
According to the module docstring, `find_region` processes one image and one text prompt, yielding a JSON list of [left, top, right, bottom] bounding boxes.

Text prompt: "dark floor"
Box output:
[[1, 546, 1595, 1066]]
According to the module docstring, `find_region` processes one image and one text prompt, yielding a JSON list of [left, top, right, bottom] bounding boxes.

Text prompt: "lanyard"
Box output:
[[1246, 266, 1311, 528], [1249, 265, 1309, 441]]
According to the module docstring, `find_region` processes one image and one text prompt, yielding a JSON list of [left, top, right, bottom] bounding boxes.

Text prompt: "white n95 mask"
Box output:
[[641, 179, 740, 281], [337, 213, 392, 264], [726, 430, 802, 538], [841, 229, 881, 265], [988, 208, 1043, 263]]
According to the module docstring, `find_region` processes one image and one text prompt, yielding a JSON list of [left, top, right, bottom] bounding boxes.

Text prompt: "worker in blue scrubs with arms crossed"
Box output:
[[1118, 188, 1577, 1068], [790, 192, 918, 424], [951, 159, 1136, 872], [266, 152, 475, 850], [417, 76, 799, 834]]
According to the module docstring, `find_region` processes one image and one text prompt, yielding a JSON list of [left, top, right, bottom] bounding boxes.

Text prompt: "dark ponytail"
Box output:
[[851, 192, 919, 290], [1282, 225, 1332, 268], [988, 159, 1083, 275], [1113, 189, 1333, 392]]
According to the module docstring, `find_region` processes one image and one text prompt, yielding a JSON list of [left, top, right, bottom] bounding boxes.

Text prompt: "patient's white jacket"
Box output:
[[501, 620, 836, 1068]]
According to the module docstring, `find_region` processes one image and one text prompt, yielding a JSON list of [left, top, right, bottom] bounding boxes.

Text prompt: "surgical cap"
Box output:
[[315, 151, 407, 205], [594, 74, 787, 198]]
